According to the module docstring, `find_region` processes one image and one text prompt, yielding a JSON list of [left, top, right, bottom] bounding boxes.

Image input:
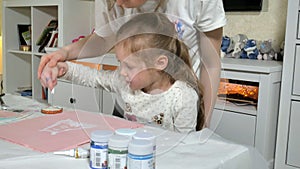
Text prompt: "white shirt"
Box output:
[[95, 0, 226, 33], [62, 62, 198, 133], [94, 0, 227, 74]]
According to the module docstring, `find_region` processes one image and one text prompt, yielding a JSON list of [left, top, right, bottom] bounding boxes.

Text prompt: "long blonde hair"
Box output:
[[116, 13, 205, 130]]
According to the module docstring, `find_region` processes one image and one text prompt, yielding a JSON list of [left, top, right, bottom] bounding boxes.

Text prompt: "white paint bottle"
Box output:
[[132, 131, 156, 169], [115, 128, 137, 139], [127, 139, 154, 169]]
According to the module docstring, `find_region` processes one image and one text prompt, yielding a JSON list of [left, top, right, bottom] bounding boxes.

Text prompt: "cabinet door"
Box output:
[[209, 109, 256, 146], [293, 46, 300, 95], [102, 90, 115, 115], [287, 101, 300, 167], [52, 81, 101, 113]]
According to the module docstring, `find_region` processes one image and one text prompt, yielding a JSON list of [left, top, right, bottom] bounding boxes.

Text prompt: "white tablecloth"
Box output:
[[0, 94, 268, 169]]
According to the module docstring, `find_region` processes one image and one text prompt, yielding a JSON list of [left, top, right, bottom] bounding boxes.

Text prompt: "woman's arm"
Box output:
[[38, 33, 115, 79], [204, 28, 223, 56], [200, 27, 223, 127]]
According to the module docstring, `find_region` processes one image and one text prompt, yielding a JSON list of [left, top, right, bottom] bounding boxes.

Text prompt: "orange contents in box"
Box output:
[[218, 80, 259, 101]]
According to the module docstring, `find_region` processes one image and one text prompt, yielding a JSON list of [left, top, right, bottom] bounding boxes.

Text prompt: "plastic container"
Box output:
[[115, 128, 137, 139], [108, 135, 131, 169], [127, 139, 154, 169], [132, 131, 156, 169], [132, 131, 156, 150], [90, 130, 114, 169]]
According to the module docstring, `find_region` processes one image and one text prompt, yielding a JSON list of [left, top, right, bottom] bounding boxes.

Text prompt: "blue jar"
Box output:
[[90, 130, 114, 169]]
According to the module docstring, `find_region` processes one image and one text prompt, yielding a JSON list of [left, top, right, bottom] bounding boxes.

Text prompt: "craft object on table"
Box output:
[[0, 111, 144, 152]]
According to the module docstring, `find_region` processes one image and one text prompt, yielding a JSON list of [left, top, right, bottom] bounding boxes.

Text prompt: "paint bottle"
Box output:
[[90, 130, 114, 169], [115, 128, 137, 139], [132, 131, 156, 169], [127, 139, 154, 169], [108, 135, 130, 169]]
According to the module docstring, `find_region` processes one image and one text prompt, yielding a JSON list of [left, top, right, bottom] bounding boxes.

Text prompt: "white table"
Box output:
[[0, 94, 268, 169]]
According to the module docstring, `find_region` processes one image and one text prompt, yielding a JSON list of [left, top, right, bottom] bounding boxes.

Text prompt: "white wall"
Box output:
[[223, 0, 288, 50]]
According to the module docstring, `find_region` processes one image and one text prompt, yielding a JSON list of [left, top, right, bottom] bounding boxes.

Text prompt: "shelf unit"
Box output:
[[275, 0, 300, 168], [209, 58, 282, 168], [2, 0, 94, 101]]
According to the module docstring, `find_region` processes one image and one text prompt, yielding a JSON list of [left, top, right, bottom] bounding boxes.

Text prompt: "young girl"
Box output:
[[38, 0, 226, 127], [43, 13, 204, 133]]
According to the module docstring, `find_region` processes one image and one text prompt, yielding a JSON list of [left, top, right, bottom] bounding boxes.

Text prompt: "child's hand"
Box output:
[[40, 62, 68, 90]]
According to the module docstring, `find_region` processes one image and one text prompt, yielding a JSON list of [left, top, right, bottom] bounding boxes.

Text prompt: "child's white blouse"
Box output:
[[61, 62, 198, 133]]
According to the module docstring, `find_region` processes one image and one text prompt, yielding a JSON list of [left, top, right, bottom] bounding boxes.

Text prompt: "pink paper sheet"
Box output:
[[0, 111, 143, 152]]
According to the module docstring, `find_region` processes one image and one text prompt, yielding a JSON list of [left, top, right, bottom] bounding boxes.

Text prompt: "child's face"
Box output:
[[116, 47, 156, 91], [115, 0, 148, 8]]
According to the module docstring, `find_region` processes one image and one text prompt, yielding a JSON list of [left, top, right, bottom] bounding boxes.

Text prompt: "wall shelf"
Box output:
[[8, 49, 32, 55], [215, 99, 257, 116], [2, 0, 94, 101]]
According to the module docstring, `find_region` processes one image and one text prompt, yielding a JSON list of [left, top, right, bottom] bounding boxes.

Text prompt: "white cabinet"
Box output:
[[292, 46, 300, 95], [287, 101, 300, 167], [210, 109, 256, 145], [209, 58, 282, 168], [51, 80, 102, 113], [2, 0, 94, 101], [275, 0, 300, 169], [2, 0, 119, 114]]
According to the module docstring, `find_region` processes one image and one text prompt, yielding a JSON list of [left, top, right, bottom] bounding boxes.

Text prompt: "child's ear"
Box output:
[[155, 55, 168, 70]]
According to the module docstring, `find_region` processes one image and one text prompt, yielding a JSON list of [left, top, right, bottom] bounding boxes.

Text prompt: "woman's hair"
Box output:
[[116, 13, 205, 130], [107, 0, 166, 11]]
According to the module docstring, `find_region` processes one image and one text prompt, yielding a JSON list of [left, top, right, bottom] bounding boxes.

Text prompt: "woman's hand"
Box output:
[[40, 62, 68, 91], [38, 48, 68, 80]]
